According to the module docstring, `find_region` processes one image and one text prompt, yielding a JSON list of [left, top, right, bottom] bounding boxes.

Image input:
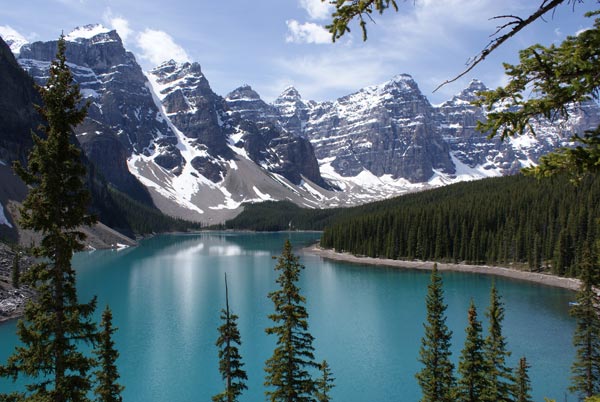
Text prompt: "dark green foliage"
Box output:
[[11, 249, 19, 289], [457, 301, 492, 402], [570, 247, 600, 398], [515, 357, 533, 402], [484, 283, 514, 401], [315, 360, 335, 402], [213, 274, 247, 402], [0, 35, 98, 401], [415, 264, 456, 402], [106, 186, 202, 234], [321, 174, 600, 278], [93, 306, 124, 402], [264, 240, 317, 402], [326, 0, 398, 41], [224, 200, 341, 231]]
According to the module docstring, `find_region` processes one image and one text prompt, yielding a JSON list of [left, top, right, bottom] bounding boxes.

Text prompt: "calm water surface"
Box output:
[[0, 233, 576, 401]]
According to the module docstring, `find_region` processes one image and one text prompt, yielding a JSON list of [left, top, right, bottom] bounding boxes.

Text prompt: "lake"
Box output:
[[0, 232, 577, 401]]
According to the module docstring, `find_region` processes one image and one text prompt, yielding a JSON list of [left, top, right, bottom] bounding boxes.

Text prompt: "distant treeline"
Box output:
[[222, 200, 341, 231], [99, 186, 203, 235], [320, 174, 600, 277]]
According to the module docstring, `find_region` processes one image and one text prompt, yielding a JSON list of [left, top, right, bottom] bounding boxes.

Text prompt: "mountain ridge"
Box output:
[[2, 25, 599, 225]]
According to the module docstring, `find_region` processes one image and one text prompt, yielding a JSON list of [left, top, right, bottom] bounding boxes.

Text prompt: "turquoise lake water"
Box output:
[[0, 232, 577, 401]]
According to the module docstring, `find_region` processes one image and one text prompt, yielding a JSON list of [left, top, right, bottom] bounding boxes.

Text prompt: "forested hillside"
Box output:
[[103, 187, 203, 235], [222, 201, 341, 231], [318, 174, 599, 277]]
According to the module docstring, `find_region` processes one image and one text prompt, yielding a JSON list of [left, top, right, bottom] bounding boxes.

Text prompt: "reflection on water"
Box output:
[[0, 232, 576, 401]]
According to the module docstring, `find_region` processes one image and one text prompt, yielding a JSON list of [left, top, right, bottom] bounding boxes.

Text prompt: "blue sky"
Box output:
[[1, 0, 597, 104]]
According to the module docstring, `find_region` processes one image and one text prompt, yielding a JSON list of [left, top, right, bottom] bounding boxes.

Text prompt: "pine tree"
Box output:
[[415, 264, 456, 402], [0, 35, 98, 401], [315, 360, 335, 402], [570, 248, 600, 398], [93, 306, 124, 402], [484, 282, 514, 401], [264, 239, 318, 402], [457, 300, 491, 402], [515, 357, 533, 402], [213, 274, 247, 402]]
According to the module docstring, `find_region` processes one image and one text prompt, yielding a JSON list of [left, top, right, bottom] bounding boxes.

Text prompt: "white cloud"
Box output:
[[271, 47, 389, 101], [298, 0, 334, 20], [136, 29, 190, 65], [103, 9, 133, 43], [275, 0, 534, 103], [111, 17, 132, 42], [286, 20, 331, 44]]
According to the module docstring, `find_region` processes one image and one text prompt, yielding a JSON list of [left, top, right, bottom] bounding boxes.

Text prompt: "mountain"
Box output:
[[296, 75, 454, 182], [224, 84, 328, 188], [435, 79, 600, 178], [0, 34, 170, 244], [4, 25, 600, 225], [274, 77, 600, 192], [0, 37, 39, 166], [18, 25, 160, 205]]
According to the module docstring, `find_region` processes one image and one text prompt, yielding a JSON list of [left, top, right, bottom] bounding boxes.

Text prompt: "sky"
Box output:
[[0, 0, 597, 104]]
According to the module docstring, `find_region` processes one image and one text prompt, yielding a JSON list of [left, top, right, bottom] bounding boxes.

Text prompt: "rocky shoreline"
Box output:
[[0, 242, 34, 323], [306, 245, 582, 291]]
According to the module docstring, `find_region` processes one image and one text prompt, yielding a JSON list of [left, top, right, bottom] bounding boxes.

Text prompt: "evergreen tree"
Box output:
[[264, 239, 318, 402], [213, 274, 247, 402], [0, 35, 98, 401], [484, 282, 514, 401], [93, 306, 124, 402], [315, 360, 335, 402], [415, 264, 456, 402], [457, 300, 491, 402], [570, 248, 600, 399], [477, 9, 600, 180], [515, 357, 533, 402]]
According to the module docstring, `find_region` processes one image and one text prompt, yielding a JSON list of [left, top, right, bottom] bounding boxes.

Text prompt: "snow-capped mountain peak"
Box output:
[[226, 85, 261, 101], [147, 59, 207, 104], [276, 86, 302, 101], [0, 26, 28, 55], [65, 24, 112, 42], [273, 86, 312, 121]]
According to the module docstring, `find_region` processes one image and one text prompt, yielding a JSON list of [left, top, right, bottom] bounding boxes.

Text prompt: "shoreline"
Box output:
[[306, 245, 582, 292]]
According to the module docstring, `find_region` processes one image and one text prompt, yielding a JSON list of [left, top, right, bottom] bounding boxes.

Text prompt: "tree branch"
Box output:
[[433, 0, 569, 92]]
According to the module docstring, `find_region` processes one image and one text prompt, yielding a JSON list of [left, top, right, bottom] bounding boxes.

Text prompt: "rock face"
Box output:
[[0, 35, 142, 242], [299, 75, 454, 182], [0, 38, 40, 165], [437, 79, 600, 176], [147, 60, 330, 187], [225, 85, 328, 188], [18, 25, 164, 204], [273, 77, 600, 189], [147, 60, 232, 182]]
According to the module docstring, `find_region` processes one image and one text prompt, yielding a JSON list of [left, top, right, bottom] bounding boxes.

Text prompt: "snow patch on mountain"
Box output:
[[0, 202, 12, 228], [253, 186, 275, 201], [429, 154, 502, 188], [65, 24, 112, 42], [0, 26, 28, 55]]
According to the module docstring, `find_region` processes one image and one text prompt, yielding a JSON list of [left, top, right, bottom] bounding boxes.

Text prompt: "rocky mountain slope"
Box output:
[[14, 26, 332, 223], [3, 25, 599, 225]]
